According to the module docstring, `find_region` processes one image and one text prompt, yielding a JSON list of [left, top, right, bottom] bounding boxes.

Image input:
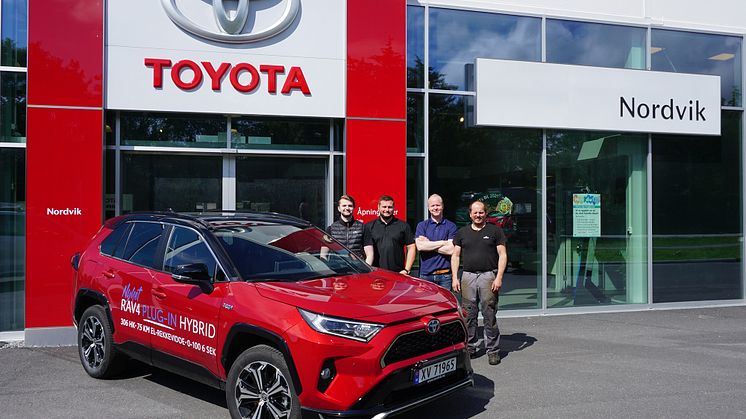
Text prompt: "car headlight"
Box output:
[[298, 309, 384, 342]]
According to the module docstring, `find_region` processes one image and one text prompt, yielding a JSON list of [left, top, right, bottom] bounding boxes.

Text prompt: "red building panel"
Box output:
[[25, 108, 103, 328], [27, 0, 103, 108], [346, 0, 406, 120], [346, 120, 407, 222]]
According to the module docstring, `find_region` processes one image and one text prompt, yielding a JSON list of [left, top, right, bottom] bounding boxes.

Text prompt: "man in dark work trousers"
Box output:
[[451, 200, 507, 365], [364, 195, 416, 274]]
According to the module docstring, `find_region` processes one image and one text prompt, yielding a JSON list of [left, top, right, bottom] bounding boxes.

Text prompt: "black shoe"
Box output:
[[488, 351, 501, 365], [469, 350, 479, 359]]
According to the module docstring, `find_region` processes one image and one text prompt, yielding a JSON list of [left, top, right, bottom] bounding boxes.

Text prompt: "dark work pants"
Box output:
[[461, 270, 500, 354]]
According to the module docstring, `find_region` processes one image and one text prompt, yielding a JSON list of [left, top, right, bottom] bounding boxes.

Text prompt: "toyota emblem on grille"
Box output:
[[426, 319, 441, 335], [161, 0, 301, 44]]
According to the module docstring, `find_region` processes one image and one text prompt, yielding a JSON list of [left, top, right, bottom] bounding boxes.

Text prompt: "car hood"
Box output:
[[253, 269, 457, 324]]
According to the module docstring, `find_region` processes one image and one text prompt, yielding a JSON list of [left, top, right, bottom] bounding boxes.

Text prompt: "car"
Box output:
[[71, 211, 472, 419]]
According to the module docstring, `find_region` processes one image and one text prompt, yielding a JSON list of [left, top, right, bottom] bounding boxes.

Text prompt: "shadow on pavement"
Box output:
[[499, 332, 537, 360], [116, 358, 227, 408], [397, 373, 495, 418]]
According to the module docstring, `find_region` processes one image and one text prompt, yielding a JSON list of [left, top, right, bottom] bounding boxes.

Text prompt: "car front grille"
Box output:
[[382, 320, 466, 367]]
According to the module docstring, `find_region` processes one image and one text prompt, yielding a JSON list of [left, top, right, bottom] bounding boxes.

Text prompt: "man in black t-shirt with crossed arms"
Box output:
[[451, 200, 507, 365]]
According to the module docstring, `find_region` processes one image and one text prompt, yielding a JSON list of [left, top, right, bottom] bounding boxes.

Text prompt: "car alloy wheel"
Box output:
[[81, 315, 106, 370], [235, 360, 293, 419]]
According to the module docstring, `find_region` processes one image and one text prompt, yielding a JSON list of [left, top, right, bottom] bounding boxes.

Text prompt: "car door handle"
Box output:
[[152, 288, 167, 299], [103, 270, 116, 279]]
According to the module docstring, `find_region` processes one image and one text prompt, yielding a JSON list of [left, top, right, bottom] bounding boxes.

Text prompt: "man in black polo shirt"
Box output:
[[452, 200, 507, 365], [364, 195, 416, 274]]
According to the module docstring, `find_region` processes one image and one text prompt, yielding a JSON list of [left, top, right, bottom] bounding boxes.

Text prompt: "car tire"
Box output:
[[226, 345, 300, 419], [77, 305, 124, 379]]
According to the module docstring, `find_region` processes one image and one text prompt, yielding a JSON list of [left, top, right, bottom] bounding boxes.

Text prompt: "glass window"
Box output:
[[123, 222, 164, 269], [429, 8, 540, 91], [0, 147, 24, 331], [1, 72, 26, 142], [652, 112, 742, 302], [231, 116, 330, 151], [429, 93, 542, 309], [333, 155, 343, 211], [546, 131, 648, 308], [164, 226, 217, 279], [652, 29, 742, 106], [407, 92, 424, 152], [407, 5, 425, 88], [1, 0, 27, 67], [214, 223, 370, 281], [407, 157, 424, 231], [120, 112, 227, 148], [546, 20, 646, 69], [100, 223, 131, 257], [236, 156, 327, 228], [121, 153, 222, 212]]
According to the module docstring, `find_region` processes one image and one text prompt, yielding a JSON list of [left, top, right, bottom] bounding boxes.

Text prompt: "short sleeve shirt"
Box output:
[[364, 217, 415, 272], [415, 217, 458, 275], [453, 223, 507, 272]]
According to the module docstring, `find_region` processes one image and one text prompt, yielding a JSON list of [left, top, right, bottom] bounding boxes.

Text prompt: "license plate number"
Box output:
[[413, 357, 457, 385]]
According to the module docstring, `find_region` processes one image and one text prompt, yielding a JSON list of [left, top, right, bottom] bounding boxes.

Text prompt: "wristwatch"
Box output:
[[404, 269, 410, 274]]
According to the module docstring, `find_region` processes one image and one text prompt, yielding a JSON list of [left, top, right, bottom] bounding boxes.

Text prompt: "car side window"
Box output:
[[123, 222, 164, 269], [100, 223, 132, 257], [163, 226, 217, 280]]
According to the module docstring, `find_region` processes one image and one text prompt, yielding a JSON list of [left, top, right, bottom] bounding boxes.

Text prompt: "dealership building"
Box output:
[[1, 0, 745, 344]]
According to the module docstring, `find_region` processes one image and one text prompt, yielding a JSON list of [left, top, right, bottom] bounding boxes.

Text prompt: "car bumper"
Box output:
[[301, 350, 473, 418]]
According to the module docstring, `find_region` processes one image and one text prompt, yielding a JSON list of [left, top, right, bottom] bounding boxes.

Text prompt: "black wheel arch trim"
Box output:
[[222, 323, 303, 395], [74, 289, 113, 330]]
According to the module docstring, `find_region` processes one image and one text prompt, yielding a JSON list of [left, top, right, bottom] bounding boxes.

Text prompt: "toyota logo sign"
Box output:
[[161, 0, 301, 43], [426, 319, 441, 335]]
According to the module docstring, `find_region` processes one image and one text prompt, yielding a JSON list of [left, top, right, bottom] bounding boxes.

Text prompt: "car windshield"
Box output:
[[212, 221, 372, 282]]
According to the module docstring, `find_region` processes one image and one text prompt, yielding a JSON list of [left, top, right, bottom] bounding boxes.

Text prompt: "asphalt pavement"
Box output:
[[2, 306, 746, 418]]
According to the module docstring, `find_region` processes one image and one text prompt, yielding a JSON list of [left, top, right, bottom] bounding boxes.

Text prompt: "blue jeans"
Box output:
[[420, 273, 453, 290]]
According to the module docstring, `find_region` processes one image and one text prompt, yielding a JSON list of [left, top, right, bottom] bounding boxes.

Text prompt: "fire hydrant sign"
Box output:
[[573, 194, 601, 237]]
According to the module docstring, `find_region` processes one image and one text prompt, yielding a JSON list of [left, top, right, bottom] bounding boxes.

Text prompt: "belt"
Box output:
[[431, 268, 450, 275]]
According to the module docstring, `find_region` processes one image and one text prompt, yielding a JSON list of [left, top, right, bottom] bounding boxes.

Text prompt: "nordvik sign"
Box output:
[[475, 59, 721, 136], [106, 0, 345, 118]]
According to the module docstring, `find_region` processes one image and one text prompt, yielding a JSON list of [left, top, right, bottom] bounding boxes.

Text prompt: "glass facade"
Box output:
[[547, 131, 648, 307], [0, 0, 25, 332], [428, 7, 541, 90], [652, 112, 743, 302], [107, 111, 341, 230], [0, 72, 25, 142], [409, 5, 744, 311], [652, 29, 742, 106], [0, 147, 24, 331], [236, 156, 327, 228], [1, 0, 26, 67], [546, 19, 646, 69]]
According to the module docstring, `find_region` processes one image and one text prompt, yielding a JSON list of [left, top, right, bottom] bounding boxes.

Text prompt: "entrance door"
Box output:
[[547, 131, 648, 307]]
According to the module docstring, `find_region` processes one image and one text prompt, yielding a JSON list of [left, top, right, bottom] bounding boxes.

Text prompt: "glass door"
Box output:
[[547, 131, 648, 308]]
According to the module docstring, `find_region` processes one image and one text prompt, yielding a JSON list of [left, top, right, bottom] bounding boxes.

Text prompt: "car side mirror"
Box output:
[[172, 263, 214, 294]]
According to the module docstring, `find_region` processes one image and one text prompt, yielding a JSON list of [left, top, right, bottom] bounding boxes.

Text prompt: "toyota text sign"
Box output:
[[106, 0, 345, 118]]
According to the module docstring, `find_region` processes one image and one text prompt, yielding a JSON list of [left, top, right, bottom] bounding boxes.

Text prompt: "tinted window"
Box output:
[[100, 223, 131, 256], [214, 223, 370, 281], [164, 226, 217, 279], [546, 20, 646, 69], [123, 222, 164, 268]]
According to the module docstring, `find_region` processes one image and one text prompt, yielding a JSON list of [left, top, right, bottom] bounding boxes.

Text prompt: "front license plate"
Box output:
[[413, 357, 457, 385]]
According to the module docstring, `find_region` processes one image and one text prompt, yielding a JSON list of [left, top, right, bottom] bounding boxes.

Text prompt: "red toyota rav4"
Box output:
[[71, 212, 472, 418]]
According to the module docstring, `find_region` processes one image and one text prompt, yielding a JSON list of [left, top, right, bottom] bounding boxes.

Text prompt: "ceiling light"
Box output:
[[650, 47, 664, 54], [459, 116, 465, 123], [708, 53, 735, 61]]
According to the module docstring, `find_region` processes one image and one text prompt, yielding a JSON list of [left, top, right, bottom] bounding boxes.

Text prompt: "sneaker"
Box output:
[[488, 351, 501, 365]]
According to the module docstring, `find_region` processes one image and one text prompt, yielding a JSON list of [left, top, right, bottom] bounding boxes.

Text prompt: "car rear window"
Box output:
[[100, 223, 132, 257], [122, 222, 164, 269]]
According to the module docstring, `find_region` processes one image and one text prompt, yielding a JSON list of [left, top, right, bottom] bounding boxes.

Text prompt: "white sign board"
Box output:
[[573, 194, 601, 238], [106, 0, 345, 118], [475, 59, 721, 135]]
